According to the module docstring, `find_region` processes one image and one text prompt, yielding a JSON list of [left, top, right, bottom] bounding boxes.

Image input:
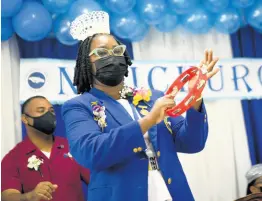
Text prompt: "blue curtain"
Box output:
[[19, 35, 134, 198], [230, 26, 262, 165]]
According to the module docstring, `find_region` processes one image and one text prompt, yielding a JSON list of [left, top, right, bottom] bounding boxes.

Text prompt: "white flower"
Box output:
[[99, 110, 105, 117], [93, 106, 106, 117], [98, 116, 107, 128], [93, 111, 99, 116], [119, 85, 135, 99], [27, 155, 43, 171]]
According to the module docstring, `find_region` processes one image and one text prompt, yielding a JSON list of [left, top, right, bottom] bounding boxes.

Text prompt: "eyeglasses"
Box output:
[[89, 45, 126, 58]]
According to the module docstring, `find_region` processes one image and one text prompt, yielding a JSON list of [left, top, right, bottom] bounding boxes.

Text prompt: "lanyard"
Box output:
[[129, 103, 159, 171], [130, 103, 140, 121]]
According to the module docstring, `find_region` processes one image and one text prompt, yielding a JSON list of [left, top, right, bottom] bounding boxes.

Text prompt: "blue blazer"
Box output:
[[62, 88, 208, 201]]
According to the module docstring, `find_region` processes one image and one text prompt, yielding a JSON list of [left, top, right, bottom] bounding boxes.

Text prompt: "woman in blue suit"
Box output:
[[62, 23, 219, 201]]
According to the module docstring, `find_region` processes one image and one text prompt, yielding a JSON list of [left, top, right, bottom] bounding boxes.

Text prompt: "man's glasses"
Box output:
[[89, 45, 126, 58]]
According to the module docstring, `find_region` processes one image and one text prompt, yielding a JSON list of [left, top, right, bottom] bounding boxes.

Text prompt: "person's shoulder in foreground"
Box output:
[[234, 164, 262, 201], [235, 193, 262, 201]]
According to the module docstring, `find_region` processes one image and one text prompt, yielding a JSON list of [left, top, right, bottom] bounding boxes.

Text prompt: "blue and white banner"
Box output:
[[20, 58, 262, 103]]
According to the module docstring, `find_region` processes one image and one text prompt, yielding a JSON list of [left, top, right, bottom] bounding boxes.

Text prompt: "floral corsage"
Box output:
[[27, 155, 43, 177], [120, 85, 152, 106], [92, 101, 107, 131]]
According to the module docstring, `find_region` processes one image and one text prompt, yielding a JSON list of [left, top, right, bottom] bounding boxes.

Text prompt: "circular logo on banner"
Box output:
[[28, 72, 46, 89]]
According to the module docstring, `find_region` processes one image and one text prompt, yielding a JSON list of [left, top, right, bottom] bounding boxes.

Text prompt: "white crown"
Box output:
[[70, 11, 110, 41]]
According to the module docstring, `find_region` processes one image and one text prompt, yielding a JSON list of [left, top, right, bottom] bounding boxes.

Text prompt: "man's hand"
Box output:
[[28, 181, 58, 201]]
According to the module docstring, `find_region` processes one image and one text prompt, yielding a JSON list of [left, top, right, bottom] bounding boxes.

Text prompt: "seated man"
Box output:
[[1, 96, 90, 201]]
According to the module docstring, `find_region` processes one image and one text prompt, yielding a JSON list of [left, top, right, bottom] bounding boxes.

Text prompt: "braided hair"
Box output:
[[73, 33, 132, 94]]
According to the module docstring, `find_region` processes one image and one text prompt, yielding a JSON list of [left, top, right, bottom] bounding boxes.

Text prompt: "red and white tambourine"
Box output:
[[165, 66, 208, 117]]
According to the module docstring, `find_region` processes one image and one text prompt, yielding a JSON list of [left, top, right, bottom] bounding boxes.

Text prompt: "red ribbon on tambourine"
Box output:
[[165, 66, 208, 117]]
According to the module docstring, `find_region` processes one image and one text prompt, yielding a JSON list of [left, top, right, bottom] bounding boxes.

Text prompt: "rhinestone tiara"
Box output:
[[70, 11, 110, 41]]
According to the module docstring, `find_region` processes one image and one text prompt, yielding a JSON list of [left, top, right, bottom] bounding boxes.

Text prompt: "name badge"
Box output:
[[145, 149, 159, 171]]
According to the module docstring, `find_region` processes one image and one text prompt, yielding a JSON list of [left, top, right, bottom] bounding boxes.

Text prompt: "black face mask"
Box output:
[[25, 111, 56, 135], [93, 56, 128, 86]]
